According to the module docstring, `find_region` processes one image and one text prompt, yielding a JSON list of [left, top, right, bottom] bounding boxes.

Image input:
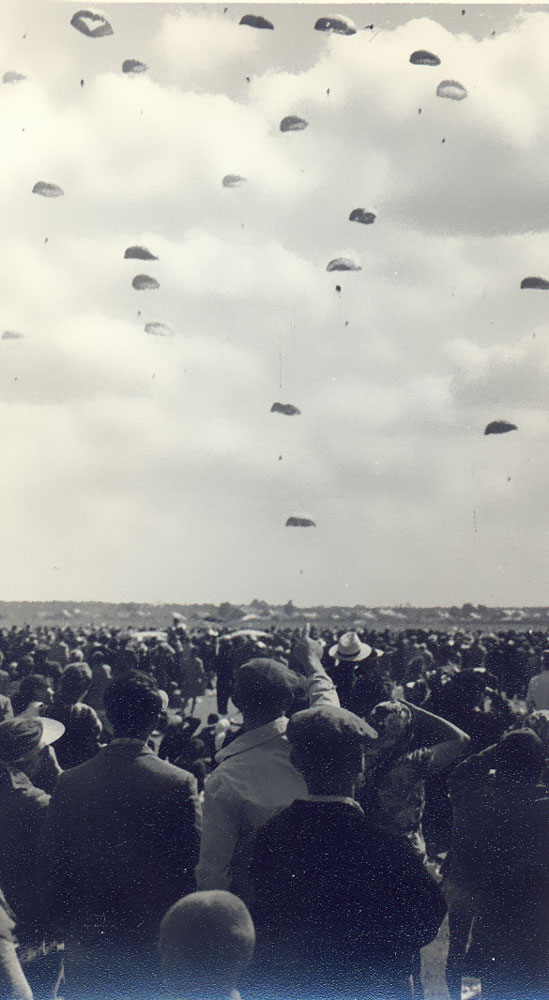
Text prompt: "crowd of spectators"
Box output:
[[0, 619, 547, 1000]]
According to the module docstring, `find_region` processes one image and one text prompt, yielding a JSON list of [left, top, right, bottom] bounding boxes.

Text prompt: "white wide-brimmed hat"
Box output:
[[329, 631, 373, 663]]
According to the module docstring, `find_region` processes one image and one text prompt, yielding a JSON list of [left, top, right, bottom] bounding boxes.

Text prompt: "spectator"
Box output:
[[196, 635, 339, 898], [526, 650, 549, 711], [0, 718, 64, 939], [445, 730, 548, 1000], [11, 676, 52, 719], [83, 649, 112, 719], [39, 671, 202, 999], [159, 891, 255, 1000], [360, 699, 470, 861], [249, 705, 445, 999], [42, 664, 102, 770], [327, 631, 392, 714]]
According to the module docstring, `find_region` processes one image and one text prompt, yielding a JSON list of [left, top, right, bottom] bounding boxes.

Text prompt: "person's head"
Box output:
[[287, 705, 377, 796], [368, 701, 414, 752], [231, 659, 298, 726], [159, 891, 255, 999], [17, 655, 35, 679], [12, 674, 52, 713], [541, 649, 549, 671], [58, 663, 92, 704], [491, 729, 545, 783], [90, 649, 105, 667], [104, 670, 162, 739]]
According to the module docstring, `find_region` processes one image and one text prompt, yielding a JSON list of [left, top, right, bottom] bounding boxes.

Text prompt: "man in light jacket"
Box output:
[[196, 633, 339, 899]]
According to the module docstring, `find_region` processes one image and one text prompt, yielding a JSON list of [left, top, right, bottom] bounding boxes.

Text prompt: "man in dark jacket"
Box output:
[[39, 671, 202, 999], [249, 705, 445, 1000]]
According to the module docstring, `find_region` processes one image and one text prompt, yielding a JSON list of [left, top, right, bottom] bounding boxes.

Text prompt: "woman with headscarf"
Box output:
[[358, 699, 470, 862]]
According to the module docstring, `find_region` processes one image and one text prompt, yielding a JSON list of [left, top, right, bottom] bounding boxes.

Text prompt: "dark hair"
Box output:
[[104, 670, 162, 737], [90, 649, 105, 667], [495, 729, 545, 782], [59, 663, 92, 704], [11, 674, 50, 715]]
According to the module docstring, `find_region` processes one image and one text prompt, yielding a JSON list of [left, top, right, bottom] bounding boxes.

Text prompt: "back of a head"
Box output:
[[90, 649, 105, 667], [59, 663, 92, 703], [287, 706, 377, 786], [493, 729, 545, 782], [159, 891, 255, 998], [104, 670, 162, 738], [232, 659, 298, 719]]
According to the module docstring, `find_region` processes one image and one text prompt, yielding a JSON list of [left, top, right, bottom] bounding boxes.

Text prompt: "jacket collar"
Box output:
[[104, 739, 155, 756], [216, 717, 288, 763]]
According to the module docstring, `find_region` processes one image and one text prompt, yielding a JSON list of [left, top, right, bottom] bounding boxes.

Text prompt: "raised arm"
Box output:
[[289, 633, 340, 709], [400, 698, 470, 772]]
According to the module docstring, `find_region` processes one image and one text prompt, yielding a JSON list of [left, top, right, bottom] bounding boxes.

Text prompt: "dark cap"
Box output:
[[233, 659, 299, 715], [287, 705, 377, 755]]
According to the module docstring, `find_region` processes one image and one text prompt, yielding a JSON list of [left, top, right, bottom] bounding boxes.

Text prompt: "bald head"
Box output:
[[159, 891, 255, 998]]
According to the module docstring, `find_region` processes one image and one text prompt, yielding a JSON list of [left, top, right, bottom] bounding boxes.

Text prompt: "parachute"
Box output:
[[280, 116, 308, 132], [70, 10, 114, 38], [436, 80, 467, 101], [484, 421, 518, 436], [2, 331, 23, 340], [349, 208, 376, 225], [410, 50, 440, 66], [239, 14, 274, 29], [124, 246, 158, 261], [145, 322, 173, 337], [521, 277, 549, 290], [286, 516, 316, 527], [122, 59, 147, 74], [271, 402, 301, 416], [327, 258, 361, 272], [132, 275, 159, 291], [32, 182, 64, 197], [315, 15, 357, 35], [3, 71, 26, 84], [222, 175, 246, 188]]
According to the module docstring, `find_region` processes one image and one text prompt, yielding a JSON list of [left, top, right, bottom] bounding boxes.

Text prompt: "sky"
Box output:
[[1, 0, 549, 607]]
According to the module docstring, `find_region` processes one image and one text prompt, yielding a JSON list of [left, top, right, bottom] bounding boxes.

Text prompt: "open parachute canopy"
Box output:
[[327, 258, 361, 272], [145, 322, 173, 337], [222, 174, 247, 188], [436, 79, 467, 101], [3, 71, 26, 84], [32, 182, 64, 197], [124, 246, 158, 261], [484, 421, 518, 436], [132, 275, 159, 291], [349, 208, 376, 225], [314, 15, 357, 35], [286, 516, 316, 527], [521, 276, 549, 290], [280, 115, 309, 132], [239, 14, 274, 29], [410, 50, 441, 66], [2, 331, 23, 340], [122, 59, 147, 74], [70, 10, 114, 38], [271, 402, 301, 416]]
